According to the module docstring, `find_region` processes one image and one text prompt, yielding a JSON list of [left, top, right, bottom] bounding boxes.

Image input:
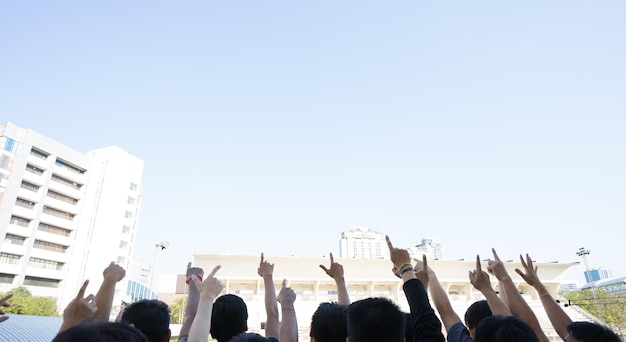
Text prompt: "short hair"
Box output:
[[53, 321, 148, 342], [229, 332, 274, 342], [210, 294, 248, 342], [310, 302, 348, 342], [464, 300, 493, 330], [567, 321, 621, 342], [474, 315, 539, 342], [121, 299, 170, 342], [346, 297, 405, 342]]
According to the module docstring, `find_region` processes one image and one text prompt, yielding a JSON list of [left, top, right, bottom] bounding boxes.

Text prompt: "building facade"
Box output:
[[407, 238, 446, 261], [339, 227, 388, 259], [0, 122, 144, 313], [584, 267, 612, 283]]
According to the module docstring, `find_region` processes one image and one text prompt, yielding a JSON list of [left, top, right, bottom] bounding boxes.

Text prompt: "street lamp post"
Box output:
[[149, 240, 169, 297], [576, 247, 601, 316]]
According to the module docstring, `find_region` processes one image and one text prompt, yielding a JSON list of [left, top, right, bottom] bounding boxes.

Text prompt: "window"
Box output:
[[1, 137, 16, 153], [55, 159, 86, 174], [25, 164, 45, 175], [0, 155, 10, 170], [29, 257, 64, 271], [124, 211, 133, 219], [24, 276, 60, 288], [127, 196, 136, 205], [43, 206, 75, 221], [129, 182, 138, 191], [20, 181, 40, 192], [38, 222, 71, 237], [4, 234, 25, 245], [33, 240, 68, 253], [51, 174, 82, 190], [0, 253, 21, 265], [15, 198, 35, 209], [30, 148, 49, 160], [119, 241, 128, 249], [0, 274, 14, 284], [117, 256, 126, 265], [47, 190, 78, 205], [122, 225, 131, 234], [10, 216, 30, 227]]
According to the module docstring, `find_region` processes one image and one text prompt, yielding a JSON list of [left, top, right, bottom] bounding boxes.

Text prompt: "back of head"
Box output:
[[567, 321, 621, 342], [229, 332, 274, 342], [53, 321, 148, 342], [474, 315, 539, 342], [310, 302, 348, 342], [346, 297, 405, 342], [465, 300, 493, 330], [121, 299, 171, 342], [210, 294, 249, 342]]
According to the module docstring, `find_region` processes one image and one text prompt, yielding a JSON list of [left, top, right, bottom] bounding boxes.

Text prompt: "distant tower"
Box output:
[[339, 228, 388, 259], [407, 238, 446, 261]]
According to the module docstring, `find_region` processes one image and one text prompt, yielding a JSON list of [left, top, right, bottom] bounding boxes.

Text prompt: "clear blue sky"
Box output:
[[2, 1, 624, 285]]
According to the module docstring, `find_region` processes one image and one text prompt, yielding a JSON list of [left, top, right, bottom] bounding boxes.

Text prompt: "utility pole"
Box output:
[[576, 247, 601, 316]]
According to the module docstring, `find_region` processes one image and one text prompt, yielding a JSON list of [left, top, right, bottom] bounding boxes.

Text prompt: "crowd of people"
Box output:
[[0, 234, 621, 342]]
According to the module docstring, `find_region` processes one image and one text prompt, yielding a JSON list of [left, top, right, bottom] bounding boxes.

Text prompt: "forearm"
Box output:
[[403, 278, 445, 342], [188, 298, 214, 342], [480, 287, 511, 316], [93, 279, 116, 320], [335, 278, 350, 306], [535, 286, 571, 340], [279, 304, 298, 342], [429, 274, 461, 332], [500, 279, 549, 342], [263, 276, 280, 338], [179, 285, 200, 338]]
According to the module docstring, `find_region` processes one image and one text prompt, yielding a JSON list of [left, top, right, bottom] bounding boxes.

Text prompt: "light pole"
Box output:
[[149, 240, 169, 298], [576, 247, 601, 316]]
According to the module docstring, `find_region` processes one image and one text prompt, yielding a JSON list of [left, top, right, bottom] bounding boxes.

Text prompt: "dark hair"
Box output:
[[346, 297, 405, 342], [567, 321, 621, 342], [474, 315, 538, 342], [229, 332, 272, 342], [310, 302, 348, 342], [121, 299, 170, 342], [464, 300, 493, 330], [210, 294, 249, 342], [53, 321, 148, 342]]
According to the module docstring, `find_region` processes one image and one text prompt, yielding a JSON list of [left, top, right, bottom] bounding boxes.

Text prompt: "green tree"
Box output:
[[0, 287, 58, 316], [562, 289, 626, 329], [169, 296, 186, 324]]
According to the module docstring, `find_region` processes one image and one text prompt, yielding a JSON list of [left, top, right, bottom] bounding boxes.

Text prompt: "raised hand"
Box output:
[[59, 280, 97, 333], [515, 254, 541, 287], [385, 235, 412, 277], [102, 262, 126, 283], [469, 255, 492, 292], [0, 293, 13, 323], [277, 279, 296, 308], [413, 254, 429, 287], [319, 253, 344, 281], [487, 248, 510, 281], [191, 265, 223, 301], [186, 262, 205, 284], [258, 253, 274, 278]]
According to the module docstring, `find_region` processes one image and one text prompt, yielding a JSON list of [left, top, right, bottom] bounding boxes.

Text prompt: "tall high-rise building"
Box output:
[[584, 267, 612, 283], [407, 238, 446, 261], [339, 227, 388, 259], [0, 122, 144, 313]]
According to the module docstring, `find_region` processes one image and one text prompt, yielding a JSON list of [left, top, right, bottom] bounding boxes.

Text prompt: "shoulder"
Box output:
[[447, 322, 473, 342]]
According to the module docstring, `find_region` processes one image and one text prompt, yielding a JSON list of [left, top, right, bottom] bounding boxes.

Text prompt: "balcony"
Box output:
[[35, 229, 72, 248], [48, 179, 82, 199], [22, 170, 45, 187], [17, 187, 41, 203], [12, 205, 37, 220], [39, 213, 74, 230], [27, 154, 51, 170], [52, 164, 86, 186], [30, 247, 69, 263], [43, 197, 78, 215], [26, 267, 65, 281], [0, 263, 22, 277], [1, 243, 26, 256]]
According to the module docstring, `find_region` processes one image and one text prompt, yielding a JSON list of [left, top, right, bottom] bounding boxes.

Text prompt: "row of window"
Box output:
[[26, 163, 44, 175], [30, 148, 49, 160], [20, 181, 39, 192], [0, 154, 12, 170], [39, 222, 71, 237], [4, 234, 25, 245], [15, 198, 35, 209], [51, 174, 82, 190], [10, 215, 30, 227], [4, 234, 68, 254], [55, 159, 86, 175], [42, 206, 75, 221], [0, 254, 64, 270], [47, 190, 79, 205], [0, 273, 60, 288]]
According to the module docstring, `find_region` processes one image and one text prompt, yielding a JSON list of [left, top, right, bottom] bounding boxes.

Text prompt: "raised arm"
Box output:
[[469, 255, 511, 316], [415, 256, 462, 333], [277, 279, 298, 342], [386, 235, 444, 342], [93, 262, 126, 320], [515, 253, 572, 340], [258, 253, 280, 339], [179, 262, 205, 341], [319, 252, 350, 305], [188, 266, 223, 342], [57, 280, 98, 334], [0, 293, 13, 323], [487, 249, 549, 342]]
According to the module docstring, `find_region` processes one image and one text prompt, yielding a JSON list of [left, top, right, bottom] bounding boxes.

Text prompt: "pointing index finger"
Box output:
[[422, 254, 427, 271], [282, 278, 287, 289], [329, 252, 334, 264], [491, 248, 501, 261], [77, 280, 89, 299], [385, 235, 394, 251], [187, 262, 192, 270], [476, 255, 482, 272], [207, 265, 221, 278]]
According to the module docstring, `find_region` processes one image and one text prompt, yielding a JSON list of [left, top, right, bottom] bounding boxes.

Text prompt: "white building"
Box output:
[[339, 227, 388, 259], [407, 238, 446, 261], [0, 122, 144, 313]]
